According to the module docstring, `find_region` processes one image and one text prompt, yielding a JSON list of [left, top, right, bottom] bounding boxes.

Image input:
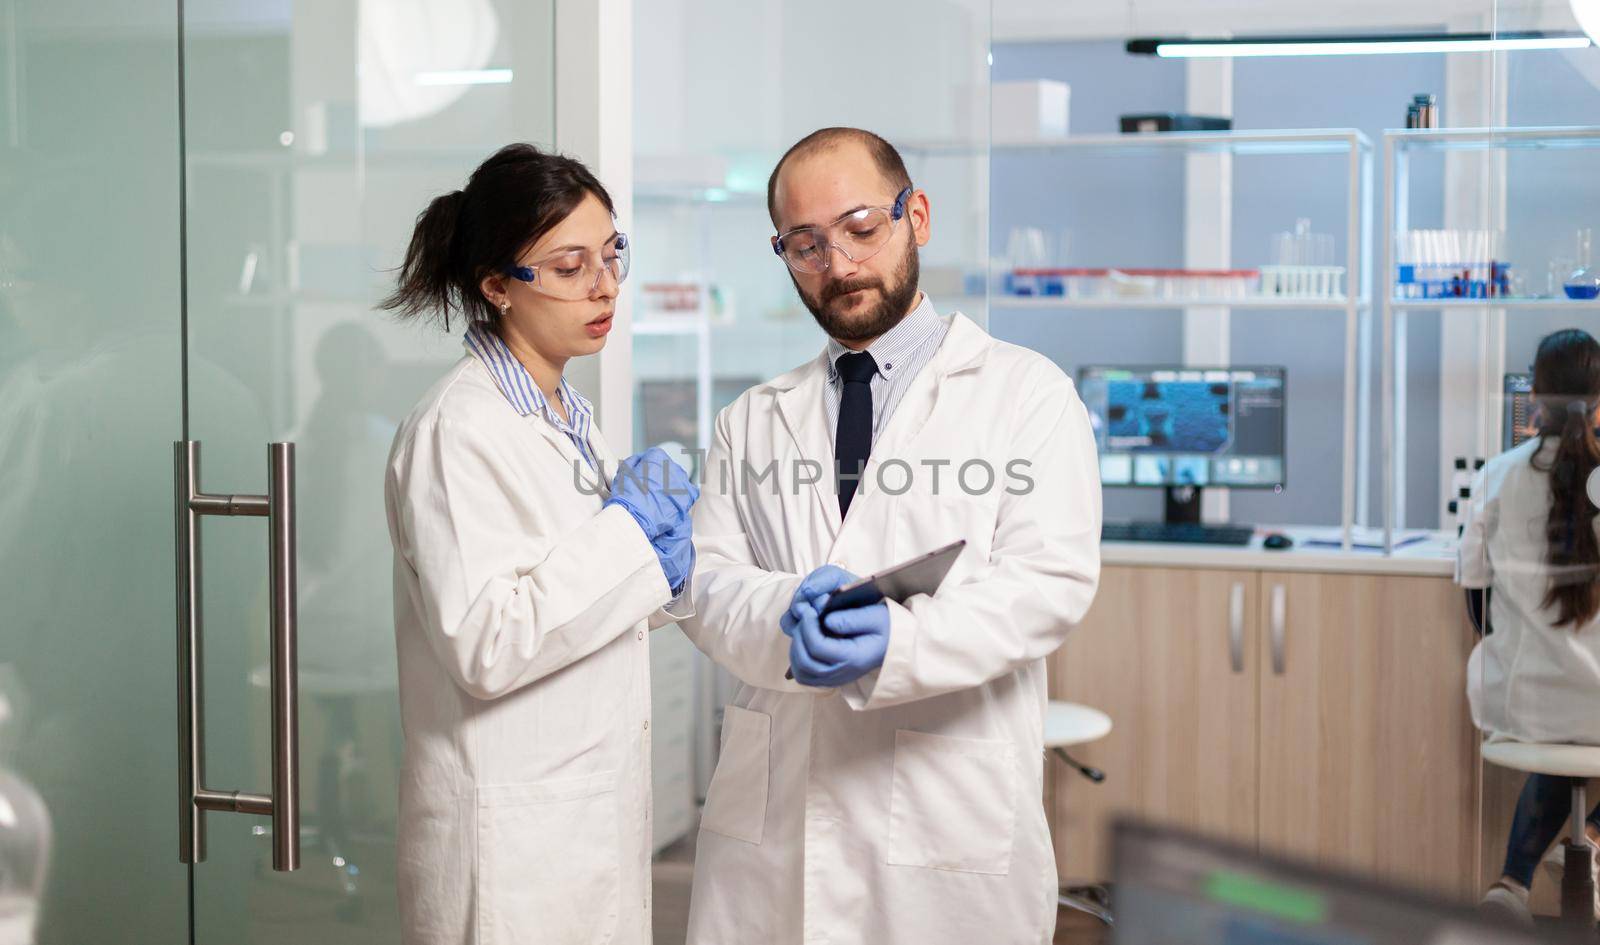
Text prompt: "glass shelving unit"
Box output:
[[991, 128, 1376, 549], [1381, 125, 1600, 551]]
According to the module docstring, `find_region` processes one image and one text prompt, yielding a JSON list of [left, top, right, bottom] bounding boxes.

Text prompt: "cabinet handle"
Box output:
[[1228, 581, 1246, 674], [1269, 584, 1287, 676], [175, 441, 300, 871]]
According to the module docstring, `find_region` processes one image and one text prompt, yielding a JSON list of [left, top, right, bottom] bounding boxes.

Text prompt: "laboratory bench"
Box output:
[[1100, 525, 1456, 577], [1050, 530, 1485, 903]]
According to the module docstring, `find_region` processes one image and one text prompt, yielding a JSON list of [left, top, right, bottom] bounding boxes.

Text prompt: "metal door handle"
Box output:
[[176, 441, 299, 871], [1228, 581, 1246, 674], [1269, 584, 1287, 676]]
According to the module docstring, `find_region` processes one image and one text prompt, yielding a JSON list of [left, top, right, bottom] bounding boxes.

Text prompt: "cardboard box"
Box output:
[[992, 80, 1070, 142]]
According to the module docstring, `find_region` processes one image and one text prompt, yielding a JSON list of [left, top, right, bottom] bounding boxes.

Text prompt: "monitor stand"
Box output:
[[1164, 485, 1203, 525]]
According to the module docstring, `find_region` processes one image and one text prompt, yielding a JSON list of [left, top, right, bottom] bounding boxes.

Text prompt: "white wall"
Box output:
[[635, 0, 988, 157]]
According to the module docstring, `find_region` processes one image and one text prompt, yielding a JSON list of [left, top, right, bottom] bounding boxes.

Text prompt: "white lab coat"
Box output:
[[680, 312, 1102, 945], [1458, 435, 1600, 746], [385, 354, 690, 945]]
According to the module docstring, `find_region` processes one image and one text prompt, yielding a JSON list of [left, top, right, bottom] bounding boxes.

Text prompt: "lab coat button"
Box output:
[[637, 629, 644, 640]]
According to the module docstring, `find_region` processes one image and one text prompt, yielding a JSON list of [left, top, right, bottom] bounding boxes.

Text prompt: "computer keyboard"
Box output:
[[1101, 522, 1257, 546]]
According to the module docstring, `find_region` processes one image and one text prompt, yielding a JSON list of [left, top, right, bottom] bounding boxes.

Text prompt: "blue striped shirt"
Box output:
[[823, 293, 949, 444], [463, 323, 597, 470]]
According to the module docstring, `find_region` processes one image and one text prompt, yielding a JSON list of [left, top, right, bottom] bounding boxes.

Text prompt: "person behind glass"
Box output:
[[380, 143, 698, 945], [1459, 328, 1600, 925]]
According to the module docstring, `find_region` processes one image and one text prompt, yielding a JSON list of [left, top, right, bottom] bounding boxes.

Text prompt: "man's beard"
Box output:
[[794, 239, 920, 344]]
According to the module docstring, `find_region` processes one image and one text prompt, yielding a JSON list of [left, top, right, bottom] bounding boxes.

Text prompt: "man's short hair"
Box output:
[[766, 127, 913, 226]]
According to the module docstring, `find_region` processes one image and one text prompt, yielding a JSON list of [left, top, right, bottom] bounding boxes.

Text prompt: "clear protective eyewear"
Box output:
[[771, 188, 912, 275], [504, 233, 630, 300]]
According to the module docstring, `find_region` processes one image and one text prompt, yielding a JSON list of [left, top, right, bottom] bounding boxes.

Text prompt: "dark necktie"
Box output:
[[834, 351, 877, 518]]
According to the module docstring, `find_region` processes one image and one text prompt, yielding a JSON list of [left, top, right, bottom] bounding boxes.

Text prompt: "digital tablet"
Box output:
[[785, 539, 967, 680], [817, 539, 967, 617]]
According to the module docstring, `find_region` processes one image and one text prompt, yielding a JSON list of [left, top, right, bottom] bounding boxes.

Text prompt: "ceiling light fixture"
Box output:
[[1127, 31, 1592, 59]]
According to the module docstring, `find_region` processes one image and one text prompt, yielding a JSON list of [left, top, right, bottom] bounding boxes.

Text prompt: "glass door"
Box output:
[[4, 0, 557, 941], [0, 0, 189, 942], [177, 0, 555, 941]]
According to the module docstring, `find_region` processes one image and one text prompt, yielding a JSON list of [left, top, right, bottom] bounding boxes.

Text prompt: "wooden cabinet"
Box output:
[[1256, 572, 1479, 899], [1049, 566, 1259, 879], [1049, 565, 1479, 900]]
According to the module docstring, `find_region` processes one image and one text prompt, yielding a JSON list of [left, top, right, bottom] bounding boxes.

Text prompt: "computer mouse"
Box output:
[[1262, 533, 1294, 550]]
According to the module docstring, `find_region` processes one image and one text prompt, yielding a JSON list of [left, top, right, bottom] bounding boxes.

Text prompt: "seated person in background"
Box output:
[[1458, 327, 1600, 925]]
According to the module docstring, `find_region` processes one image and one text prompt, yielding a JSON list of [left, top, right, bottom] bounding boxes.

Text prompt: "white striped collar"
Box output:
[[825, 293, 941, 381], [462, 322, 595, 463]]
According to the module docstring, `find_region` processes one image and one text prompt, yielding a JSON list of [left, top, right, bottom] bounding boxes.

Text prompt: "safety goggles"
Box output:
[[771, 188, 912, 275], [504, 233, 631, 301]]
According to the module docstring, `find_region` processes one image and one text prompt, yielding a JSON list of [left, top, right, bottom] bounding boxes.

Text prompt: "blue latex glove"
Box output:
[[604, 447, 698, 540], [781, 565, 890, 687], [654, 515, 695, 596]]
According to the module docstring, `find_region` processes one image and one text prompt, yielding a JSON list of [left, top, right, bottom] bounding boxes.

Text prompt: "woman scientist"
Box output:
[[1460, 328, 1600, 925], [381, 143, 697, 945]]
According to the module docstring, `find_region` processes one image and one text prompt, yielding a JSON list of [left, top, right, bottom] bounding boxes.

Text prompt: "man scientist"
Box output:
[[679, 126, 1103, 945]]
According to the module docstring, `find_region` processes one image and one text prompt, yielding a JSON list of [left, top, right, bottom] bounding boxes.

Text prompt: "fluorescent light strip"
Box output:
[[414, 68, 513, 86], [1155, 36, 1592, 57]]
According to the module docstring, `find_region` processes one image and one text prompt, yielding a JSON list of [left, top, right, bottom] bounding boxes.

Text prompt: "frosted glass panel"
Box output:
[[0, 1, 187, 942], [179, 1, 555, 941]]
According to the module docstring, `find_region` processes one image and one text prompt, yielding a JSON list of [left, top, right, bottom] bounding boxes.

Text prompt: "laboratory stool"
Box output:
[[1045, 701, 1114, 927], [1482, 740, 1600, 931]]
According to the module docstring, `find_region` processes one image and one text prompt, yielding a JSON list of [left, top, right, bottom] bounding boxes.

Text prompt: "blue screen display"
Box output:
[[1079, 367, 1286, 489]]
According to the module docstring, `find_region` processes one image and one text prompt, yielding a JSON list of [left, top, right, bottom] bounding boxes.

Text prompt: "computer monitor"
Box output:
[[1504, 372, 1534, 451], [1111, 819, 1536, 945], [1077, 366, 1286, 521]]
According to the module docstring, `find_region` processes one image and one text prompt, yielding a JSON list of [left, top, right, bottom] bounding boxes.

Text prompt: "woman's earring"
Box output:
[[500, 300, 510, 316]]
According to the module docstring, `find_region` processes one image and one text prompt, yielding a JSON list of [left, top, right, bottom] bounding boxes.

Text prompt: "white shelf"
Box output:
[[995, 128, 1371, 156], [1387, 125, 1600, 153], [1377, 125, 1600, 550], [631, 131, 1375, 184], [898, 128, 1372, 158], [634, 129, 1377, 208], [1389, 297, 1600, 312], [992, 295, 1362, 311]]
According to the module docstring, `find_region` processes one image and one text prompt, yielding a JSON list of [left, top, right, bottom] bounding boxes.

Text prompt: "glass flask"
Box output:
[[1564, 227, 1600, 300]]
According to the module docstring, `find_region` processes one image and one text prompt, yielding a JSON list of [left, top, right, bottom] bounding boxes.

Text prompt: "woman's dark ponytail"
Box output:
[[383, 190, 466, 329], [1531, 328, 1600, 629], [380, 143, 614, 332]]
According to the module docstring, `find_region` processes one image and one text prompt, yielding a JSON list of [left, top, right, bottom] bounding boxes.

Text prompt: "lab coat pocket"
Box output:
[[476, 770, 621, 945], [887, 730, 1017, 875], [700, 705, 770, 844]]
